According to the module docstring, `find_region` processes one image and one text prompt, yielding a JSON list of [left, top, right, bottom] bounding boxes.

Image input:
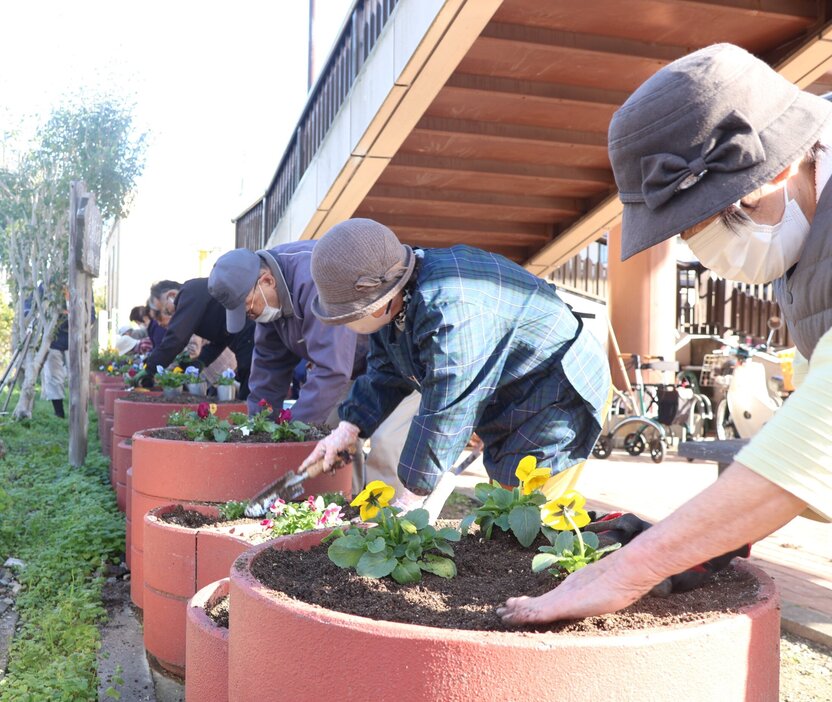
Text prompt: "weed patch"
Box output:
[[0, 399, 123, 701]]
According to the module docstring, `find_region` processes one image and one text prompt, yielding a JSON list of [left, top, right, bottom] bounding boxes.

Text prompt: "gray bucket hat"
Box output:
[[610, 43, 832, 260], [208, 248, 262, 333], [310, 218, 415, 325]]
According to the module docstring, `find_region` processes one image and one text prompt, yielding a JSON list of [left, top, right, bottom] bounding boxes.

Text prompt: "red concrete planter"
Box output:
[[113, 439, 132, 511], [143, 505, 260, 677], [95, 375, 122, 416], [129, 430, 348, 608], [228, 536, 780, 702], [126, 468, 133, 571], [186, 579, 229, 702]]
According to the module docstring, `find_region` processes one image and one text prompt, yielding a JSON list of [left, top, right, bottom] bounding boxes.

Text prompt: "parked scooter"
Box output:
[[712, 318, 788, 440]]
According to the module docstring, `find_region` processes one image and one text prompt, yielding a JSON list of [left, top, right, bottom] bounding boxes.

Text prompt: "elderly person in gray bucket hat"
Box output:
[[499, 43, 832, 626], [208, 241, 421, 495], [300, 217, 611, 518]]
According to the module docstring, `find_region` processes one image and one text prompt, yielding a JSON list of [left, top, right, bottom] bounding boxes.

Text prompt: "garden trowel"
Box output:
[[244, 450, 353, 517]]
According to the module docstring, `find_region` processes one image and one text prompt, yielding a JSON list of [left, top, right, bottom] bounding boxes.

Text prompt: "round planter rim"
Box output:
[[132, 429, 319, 449], [187, 577, 230, 642], [230, 535, 777, 645]]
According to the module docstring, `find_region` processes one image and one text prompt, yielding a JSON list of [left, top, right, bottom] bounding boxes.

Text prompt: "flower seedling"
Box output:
[[459, 455, 550, 547], [168, 402, 318, 443], [167, 402, 236, 442], [123, 360, 147, 388], [215, 368, 236, 386], [261, 495, 347, 535], [532, 491, 621, 576], [155, 365, 187, 389], [326, 481, 461, 584]]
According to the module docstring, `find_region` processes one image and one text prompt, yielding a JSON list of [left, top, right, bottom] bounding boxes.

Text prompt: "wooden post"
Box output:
[[68, 181, 102, 467]]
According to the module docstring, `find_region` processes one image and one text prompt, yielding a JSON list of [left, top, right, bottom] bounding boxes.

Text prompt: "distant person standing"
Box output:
[[41, 313, 69, 418]]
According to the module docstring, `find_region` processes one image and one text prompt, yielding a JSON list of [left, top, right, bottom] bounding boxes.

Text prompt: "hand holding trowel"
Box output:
[[245, 420, 362, 517]]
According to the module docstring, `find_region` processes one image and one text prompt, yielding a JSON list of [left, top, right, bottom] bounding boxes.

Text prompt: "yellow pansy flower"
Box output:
[[541, 490, 591, 531], [514, 455, 551, 495], [107, 364, 114, 372], [209, 403, 218, 415], [173, 367, 184, 374], [350, 480, 395, 521]]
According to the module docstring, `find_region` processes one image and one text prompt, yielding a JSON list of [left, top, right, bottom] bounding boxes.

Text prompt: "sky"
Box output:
[[0, 0, 353, 323]]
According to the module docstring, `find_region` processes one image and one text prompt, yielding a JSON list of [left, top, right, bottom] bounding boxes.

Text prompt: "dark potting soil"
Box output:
[[251, 522, 761, 633], [206, 595, 230, 629], [144, 426, 328, 444], [121, 392, 240, 405], [160, 505, 217, 528]]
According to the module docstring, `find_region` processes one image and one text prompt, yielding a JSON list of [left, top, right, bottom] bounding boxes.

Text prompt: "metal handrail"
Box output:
[[234, 0, 401, 250]]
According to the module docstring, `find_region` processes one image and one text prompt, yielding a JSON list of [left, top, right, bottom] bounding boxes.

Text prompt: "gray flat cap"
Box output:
[[609, 43, 832, 260], [310, 218, 415, 325], [208, 248, 261, 333]]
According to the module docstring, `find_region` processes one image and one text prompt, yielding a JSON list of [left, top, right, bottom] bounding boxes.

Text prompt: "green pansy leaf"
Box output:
[[391, 559, 422, 585], [212, 428, 228, 443], [554, 530, 574, 553], [459, 514, 476, 535], [356, 551, 397, 579], [432, 540, 455, 557], [406, 509, 430, 530], [393, 543, 407, 558], [541, 525, 558, 546], [491, 488, 514, 510], [435, 527, 461, 542], [327, 535, 366, 568], [494, 513, 510, 531], [366, 536, 387, 554], [421, 525, 436, 539], [508, 505, 541, 548], [581, 531, 600, 550], [480, 515, 494, 539], [419, 554, 457, 579], [474, 483, 493, 503], [595, 543, 622, 556], [532, 553, 561, 573]]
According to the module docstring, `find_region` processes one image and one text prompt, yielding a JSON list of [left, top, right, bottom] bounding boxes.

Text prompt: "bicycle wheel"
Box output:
[[715, 399, 738, 440]]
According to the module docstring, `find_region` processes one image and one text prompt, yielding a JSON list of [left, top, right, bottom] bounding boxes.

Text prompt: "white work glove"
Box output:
[[392, 471, 457, 525], [299, 421, 360, 473]]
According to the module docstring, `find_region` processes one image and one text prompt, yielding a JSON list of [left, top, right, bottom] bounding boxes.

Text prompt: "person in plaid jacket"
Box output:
[[301, 218, 610, 504]]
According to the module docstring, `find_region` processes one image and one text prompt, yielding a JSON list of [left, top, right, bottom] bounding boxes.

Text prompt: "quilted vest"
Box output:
[[774, 179, 832, 358]]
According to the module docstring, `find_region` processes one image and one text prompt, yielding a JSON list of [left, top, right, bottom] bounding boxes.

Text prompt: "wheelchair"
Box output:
[[592, 354, 713, 464]]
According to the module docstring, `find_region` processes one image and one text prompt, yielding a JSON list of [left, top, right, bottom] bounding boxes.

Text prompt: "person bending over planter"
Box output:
[[499, 44, 832, 625], [141, 278, 256, 399], [208, 244, 421, 492], [300, 218, 611, 519]]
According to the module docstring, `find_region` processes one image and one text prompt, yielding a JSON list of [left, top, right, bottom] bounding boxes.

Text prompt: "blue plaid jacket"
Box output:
[[340, 246, 610, 493]]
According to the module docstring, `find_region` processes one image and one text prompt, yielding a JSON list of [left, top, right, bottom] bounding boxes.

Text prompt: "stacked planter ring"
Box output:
[[228, 535, 780, 702], [112, 439, 132, 511], [130, 430, 349, 610], [143, 504, 264, 678], [115, 395, 246, 605], [101, 387, 130, 461], [186, 579, 229, 702], [94, 375, 123, 425]]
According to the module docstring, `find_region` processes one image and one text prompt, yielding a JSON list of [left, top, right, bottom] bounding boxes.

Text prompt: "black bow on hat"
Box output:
[[633, 110, 766, 210]]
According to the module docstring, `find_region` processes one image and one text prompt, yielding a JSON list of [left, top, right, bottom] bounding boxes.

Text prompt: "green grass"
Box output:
[[0, 397, 124, 701]]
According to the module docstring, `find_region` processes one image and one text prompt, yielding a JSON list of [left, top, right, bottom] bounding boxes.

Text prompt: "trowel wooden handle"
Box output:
[[304, 450, 352, 480]]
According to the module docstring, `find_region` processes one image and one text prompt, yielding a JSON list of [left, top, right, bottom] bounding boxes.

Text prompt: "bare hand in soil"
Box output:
[[497, 550, 656, 625]]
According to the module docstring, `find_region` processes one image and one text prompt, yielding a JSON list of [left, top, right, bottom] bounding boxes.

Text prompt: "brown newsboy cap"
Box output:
[[609, 43, 832, 260], [310, 218, 415, 325]]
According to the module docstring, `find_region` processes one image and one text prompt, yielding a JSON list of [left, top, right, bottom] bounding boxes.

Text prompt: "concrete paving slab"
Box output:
[[97, 581, 155, 701]]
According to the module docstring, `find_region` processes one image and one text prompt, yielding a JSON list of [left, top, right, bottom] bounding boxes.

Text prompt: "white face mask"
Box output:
[[254, 284, 281, 324], [687, 184, 810, 284]]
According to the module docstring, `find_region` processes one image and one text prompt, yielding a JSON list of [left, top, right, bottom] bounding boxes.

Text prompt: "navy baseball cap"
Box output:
[[208, 248, 262, 333]]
